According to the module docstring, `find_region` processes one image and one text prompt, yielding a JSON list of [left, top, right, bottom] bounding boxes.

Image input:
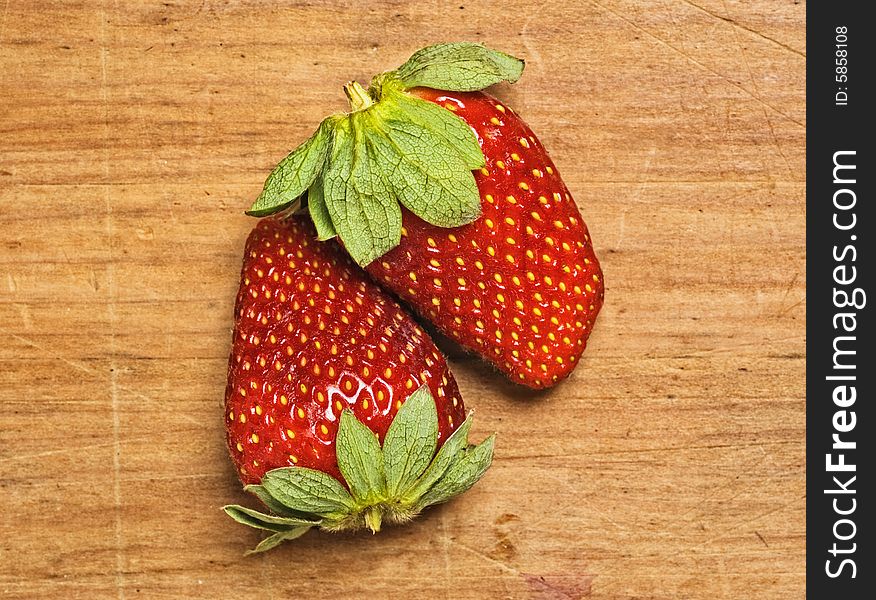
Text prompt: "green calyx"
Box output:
[[224, 386, 495, 553], [246, 42, 525, 266]]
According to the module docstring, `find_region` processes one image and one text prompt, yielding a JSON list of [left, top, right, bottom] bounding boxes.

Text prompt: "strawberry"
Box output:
[[247, 43, 603, 389], [367, 88, 603, 388], [223, 216, 494, 552]]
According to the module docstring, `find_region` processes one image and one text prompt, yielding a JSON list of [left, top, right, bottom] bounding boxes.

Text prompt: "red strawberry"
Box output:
[[223, 216, 494, 551], [247, 42, 603, 389], [367, 88, 603, 388]]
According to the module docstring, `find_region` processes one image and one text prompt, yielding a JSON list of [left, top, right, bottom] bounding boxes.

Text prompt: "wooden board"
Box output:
[[0, 1, 805, 598]]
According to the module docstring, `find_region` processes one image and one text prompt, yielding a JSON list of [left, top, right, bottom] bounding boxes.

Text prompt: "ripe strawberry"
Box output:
[[366, 88, 603, 388], [223, 216, 494, 551], [247, 42, 603, 389]]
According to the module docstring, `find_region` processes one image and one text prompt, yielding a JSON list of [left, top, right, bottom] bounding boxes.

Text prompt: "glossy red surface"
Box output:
[[366, 89, 604, 388], [225, 217, 465, 485]]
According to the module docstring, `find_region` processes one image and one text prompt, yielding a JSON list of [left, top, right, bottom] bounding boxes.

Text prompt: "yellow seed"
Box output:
[[511, 153, 521, 161], [490, 116, 501, 125], [518, 182, 529, 190], [251, 433, 259, 443]]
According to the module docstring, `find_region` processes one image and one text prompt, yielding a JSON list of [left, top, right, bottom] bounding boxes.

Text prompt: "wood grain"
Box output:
[[1, 1, 805, 598]]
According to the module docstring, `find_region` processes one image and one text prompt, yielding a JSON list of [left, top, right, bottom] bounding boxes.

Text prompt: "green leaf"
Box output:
[[247, 118, 333, 217], [365, 108, 481, 228], [261, 467, 355, 518], [245, 527, 311, 555], [322, 116, 403, 266], [223, 505, 320, 532], [336, 410, 386, 505], [306, 175, 336, 240], [416, 434, 495, 509], [393, 43, 524, 92], [388, 89, 484, 170], [401, 414, 472, 503], [244, 484, 313, 519], [383, 386, 439, 498]]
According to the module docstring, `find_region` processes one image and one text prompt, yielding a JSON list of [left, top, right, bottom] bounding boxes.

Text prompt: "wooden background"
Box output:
[[0, 1, 805, 598]]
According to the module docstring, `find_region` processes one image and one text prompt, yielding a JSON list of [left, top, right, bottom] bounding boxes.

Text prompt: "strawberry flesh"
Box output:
[[226, 216, 466, 485]]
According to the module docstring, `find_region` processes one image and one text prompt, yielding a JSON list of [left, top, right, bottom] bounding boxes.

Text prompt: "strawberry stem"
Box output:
[[344, 81, 374, 112], [364, 506, 383, 533]]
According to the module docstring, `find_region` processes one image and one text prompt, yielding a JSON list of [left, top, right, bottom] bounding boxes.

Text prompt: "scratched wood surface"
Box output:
[[0, 1, 805, 598]]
